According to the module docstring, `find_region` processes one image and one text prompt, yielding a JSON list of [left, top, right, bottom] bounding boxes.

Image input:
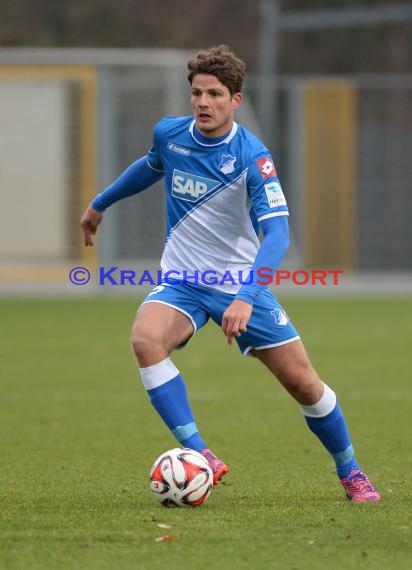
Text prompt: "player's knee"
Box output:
[[292, 378, 322, 404], [130, 327, 159, 361], [295, 381, 323, 405], [280, 364, 322, 403]]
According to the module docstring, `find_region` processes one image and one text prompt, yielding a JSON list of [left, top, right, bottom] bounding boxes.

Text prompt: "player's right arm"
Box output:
[[80, 118, 168, 246], [80, 205, 103, 246], [80, 154, 164, 246], [91, 154, 164, 212]]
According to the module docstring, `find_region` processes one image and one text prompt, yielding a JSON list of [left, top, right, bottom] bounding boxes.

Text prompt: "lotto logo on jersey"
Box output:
[[172, 169, 221, 202], [257, 157, 276, 178]]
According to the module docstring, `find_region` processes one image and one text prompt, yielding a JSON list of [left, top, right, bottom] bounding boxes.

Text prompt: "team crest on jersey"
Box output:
[[219, 154, 237, 175], [271, 308, 289, 326], [257, 157, 276, 178], [172, 169, 221, 202]]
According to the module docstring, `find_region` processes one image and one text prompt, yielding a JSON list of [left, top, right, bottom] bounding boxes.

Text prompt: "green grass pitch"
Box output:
[[1, 296, 411, 570]]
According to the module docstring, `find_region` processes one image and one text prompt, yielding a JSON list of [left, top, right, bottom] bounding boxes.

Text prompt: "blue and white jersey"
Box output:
[[147, 116, 288, 294]]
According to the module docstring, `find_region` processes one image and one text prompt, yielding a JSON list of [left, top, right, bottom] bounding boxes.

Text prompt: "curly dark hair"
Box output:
[[187, 45, 246, 96]]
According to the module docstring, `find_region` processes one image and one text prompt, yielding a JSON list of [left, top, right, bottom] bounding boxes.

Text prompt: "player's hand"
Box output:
[[80, 205, 103, 246], [221, 299, 253, 346]]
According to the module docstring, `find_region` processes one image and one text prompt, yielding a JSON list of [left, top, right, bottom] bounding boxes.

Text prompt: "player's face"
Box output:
[[191, 74, 242, 138]]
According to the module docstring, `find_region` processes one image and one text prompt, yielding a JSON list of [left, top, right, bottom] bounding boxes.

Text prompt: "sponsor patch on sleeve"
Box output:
[[264, 182, 287, 208], [256, 157, 277, 178]]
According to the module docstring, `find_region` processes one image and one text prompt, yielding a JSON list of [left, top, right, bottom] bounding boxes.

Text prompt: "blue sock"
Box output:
[[301, 383, 360, 478], [140, 358, 207, 452]]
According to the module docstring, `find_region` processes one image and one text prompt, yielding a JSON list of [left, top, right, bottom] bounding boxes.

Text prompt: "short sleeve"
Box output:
[[247, 154, 288, 222], [147, 120, 166, 173]]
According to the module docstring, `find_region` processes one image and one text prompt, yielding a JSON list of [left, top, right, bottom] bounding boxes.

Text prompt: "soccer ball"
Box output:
[[149, 448, 214, 508]]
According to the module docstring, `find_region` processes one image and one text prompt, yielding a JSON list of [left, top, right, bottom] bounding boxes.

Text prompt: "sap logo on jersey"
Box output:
[[172, 169, 221, 202]]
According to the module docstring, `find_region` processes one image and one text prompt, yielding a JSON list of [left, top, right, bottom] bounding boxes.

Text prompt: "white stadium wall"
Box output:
[[0, 80, 68, 258]]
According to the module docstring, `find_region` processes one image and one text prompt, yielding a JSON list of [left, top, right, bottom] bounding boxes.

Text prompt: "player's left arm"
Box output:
[[221, 216, 289, 344], [237, 153, 290, 304], [235, 215, 289, 304]]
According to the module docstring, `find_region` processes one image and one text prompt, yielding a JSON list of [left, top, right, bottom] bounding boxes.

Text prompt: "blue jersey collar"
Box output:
[[189, 120, 238, 146]]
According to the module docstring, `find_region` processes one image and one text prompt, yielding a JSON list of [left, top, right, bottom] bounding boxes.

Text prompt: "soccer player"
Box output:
[[80, 45, 380, 502]]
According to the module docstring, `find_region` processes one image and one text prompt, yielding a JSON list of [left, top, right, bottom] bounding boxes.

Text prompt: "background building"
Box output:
[[1, 0, 411, 294]]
